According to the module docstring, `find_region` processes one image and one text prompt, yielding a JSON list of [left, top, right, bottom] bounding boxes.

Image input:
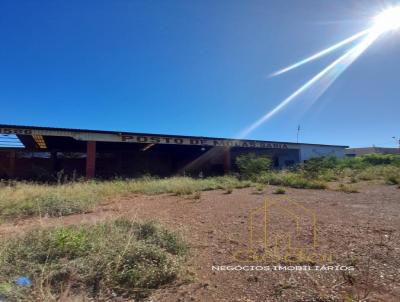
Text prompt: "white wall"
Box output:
[[299, 145, 346, 162]]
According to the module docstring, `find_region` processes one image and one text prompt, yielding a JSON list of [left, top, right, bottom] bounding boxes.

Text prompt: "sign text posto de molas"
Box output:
[[120, 135, 289, 149], [0, 128, 289, 149]]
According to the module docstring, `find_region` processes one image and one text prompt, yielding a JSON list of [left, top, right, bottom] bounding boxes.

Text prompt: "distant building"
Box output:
[[0, 124, 348, 179], [345, 147, 400, 157]]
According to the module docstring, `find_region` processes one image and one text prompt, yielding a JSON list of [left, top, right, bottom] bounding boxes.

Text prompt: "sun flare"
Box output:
[[373, 6, 400, 33]]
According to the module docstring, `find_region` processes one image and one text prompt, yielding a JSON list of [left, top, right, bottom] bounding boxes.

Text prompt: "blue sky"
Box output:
[[1, 0, 399, 147]]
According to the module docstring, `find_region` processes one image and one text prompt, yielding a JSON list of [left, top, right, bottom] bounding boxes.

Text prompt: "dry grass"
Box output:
[[1, 159, 399, 221], [257, 172, 327, 189], [0, 177, 252, 220], [0, 219, 188, 301]]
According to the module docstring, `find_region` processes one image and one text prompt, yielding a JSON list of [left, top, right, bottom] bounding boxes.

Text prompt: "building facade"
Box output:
[[345, 147, 400, 157], [0, 124, 347, 179]]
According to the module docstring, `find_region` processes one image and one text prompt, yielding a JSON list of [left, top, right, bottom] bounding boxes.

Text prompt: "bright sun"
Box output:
[[373, 6, 400, 33]]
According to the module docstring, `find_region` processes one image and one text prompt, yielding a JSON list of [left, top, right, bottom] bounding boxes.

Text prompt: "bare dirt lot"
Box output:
[[1, 182, 399, 302]]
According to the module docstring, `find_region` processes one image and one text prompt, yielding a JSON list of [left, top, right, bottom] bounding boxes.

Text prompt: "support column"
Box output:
[[223, 147, 231, 174], [86, 141, 96, 179], [9, 150, 16, 178]]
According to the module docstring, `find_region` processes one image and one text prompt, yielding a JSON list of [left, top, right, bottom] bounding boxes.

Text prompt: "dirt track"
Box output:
[[1, 182, 400, 301]]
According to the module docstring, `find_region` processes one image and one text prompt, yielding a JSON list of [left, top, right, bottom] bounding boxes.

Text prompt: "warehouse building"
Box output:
[[346, 147, 400, 157], [0, 124, 347, 180]]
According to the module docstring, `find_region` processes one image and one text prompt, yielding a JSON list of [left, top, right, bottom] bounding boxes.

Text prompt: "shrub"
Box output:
[[257, 172, 326, 189], [336, 154, 400, 169], [273, 188, 286, 194], [298, 154, 400, 174], [300, 157, 339, 177], [360, 153, 400, 166], [235, 153, 272, 179], [0, 219, 187, 301], [355, 166, 400, 182], [292, 154, 400, 184]]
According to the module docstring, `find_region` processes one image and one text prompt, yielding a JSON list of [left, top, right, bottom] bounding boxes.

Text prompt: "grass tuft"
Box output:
[[0, 219, 187, 301], [385, 175, 400, 185], [337, 183, 359, 193], [273, 188, 286, 194], [191, 192, 201, 200], [224, 188, 233, 194]]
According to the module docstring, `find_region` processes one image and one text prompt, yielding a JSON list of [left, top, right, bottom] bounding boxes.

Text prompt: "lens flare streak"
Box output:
[[241, 6, 400, 139], [239, 32, 379, 139], [270, 28, 371, 77]]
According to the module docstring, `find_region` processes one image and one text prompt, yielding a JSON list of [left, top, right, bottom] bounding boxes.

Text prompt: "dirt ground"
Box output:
[[1, 182, 400, 302]]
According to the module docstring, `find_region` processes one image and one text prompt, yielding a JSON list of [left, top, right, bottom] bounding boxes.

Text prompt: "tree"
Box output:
[[235, 153, 271, 179]]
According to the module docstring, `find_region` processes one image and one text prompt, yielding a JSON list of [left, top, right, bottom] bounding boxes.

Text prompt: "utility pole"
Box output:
[[398, 138, 400, 155], [392, 136, 400, 154], [296, 125, 301, 143]]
